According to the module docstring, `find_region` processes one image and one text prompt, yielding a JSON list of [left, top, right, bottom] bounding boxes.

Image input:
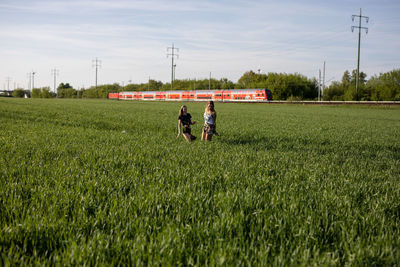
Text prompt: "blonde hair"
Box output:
[[179, 105, 187, 116], [205, 101, 216, 119]]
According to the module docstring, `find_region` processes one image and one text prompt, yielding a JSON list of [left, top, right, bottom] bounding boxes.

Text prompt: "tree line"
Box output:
[[11, 69, 400, 100], [323, 69, 400, 101]]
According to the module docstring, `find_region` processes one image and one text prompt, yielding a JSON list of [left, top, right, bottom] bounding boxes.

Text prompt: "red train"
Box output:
[[108, 89, 272, 101]]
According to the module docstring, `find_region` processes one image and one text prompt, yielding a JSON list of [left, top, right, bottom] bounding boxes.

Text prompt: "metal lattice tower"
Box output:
[[352, 8, 369, 100], [51, 68, 59, 95], [92, 58, 102, 89], [167, 44, 179, 89]]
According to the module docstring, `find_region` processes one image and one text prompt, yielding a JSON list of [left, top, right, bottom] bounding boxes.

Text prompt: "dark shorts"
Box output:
[[183, 125, 191, 134], [203, 123, 215, 135]]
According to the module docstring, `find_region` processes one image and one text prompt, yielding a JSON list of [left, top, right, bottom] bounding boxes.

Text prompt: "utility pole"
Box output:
[[148, 76, 150, 91], [322, 61, 326, 99], [5, 77, 11, 91], [352, 8, 369, 101], [32, 72, 36, 90], [92, 58, 102, 89], [167, 44, 179, 89], [209, 72, 211, 90], [318, 70, 321, 101], [51, 68, 59, 96]]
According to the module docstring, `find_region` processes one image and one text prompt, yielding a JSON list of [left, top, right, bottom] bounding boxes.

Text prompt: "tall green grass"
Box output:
[[1, 98, 399, 265]]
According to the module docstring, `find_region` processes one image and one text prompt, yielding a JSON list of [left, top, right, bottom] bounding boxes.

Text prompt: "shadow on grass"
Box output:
[[216, 134, 335, 154], [217, 135, 295, 152]]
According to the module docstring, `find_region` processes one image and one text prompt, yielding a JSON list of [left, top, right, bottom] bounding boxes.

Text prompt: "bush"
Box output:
[[12, 89, 25, 98], [31, 87, 55, 98], [31, 88, 41, 98]]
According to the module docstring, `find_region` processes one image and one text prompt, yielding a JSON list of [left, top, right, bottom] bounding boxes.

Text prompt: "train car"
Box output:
[[108, 92, 119, 99], [166, 90, 182, 100], [195, 90, 214, 101], [109, 88, 272, 102]]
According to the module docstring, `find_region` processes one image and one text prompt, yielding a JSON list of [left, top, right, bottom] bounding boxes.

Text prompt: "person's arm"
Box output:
[[189, 114, 196, 125], [177, 120, 182, 137]]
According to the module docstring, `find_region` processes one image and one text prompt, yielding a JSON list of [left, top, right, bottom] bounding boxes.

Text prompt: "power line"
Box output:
[[167, 44, 179, 89], [352, 8, 369, 101], [92, 58, 102, 89]]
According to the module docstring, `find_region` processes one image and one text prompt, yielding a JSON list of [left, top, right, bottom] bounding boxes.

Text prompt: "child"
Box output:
[[201, 101, 218, 141], [177, 105, 196, 142]]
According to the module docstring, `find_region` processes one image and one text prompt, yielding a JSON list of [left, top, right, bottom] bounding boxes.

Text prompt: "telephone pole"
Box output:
[[322, 61, 326, 99], [32, 72, 36, 90], [5, 77, 11, 91], [209, 72, 211, 90], [352, 8, 369, 100], [92, 58, 102, 89], [318, 70, 321, 101], [51, 68, 59, 95], [167, 44, 179, 89]]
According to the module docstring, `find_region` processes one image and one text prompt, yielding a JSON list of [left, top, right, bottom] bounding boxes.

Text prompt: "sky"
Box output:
[[1, 0, 399, 91]]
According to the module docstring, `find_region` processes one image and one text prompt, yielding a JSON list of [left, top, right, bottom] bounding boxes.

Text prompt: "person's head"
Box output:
[[205, 101, 215, 114], [179, 105, 187, 115]]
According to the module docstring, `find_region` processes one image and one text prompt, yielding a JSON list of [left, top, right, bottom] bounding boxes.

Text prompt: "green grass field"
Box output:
[[1, 98, 399, 265]]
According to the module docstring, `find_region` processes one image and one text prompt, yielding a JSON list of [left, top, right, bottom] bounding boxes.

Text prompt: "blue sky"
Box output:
[[1, 0, 399, 90]]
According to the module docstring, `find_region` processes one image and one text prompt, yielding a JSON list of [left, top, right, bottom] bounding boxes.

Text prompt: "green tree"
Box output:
[[236, 71, 264, 89], [342, 70, 351, 86], [351, 69, 367, 85], [58, 83, 77, 98], [30, 87, 55, 98], [31, 88, 41, 98], [366, 69, 400, 101], [238, 72, 317, 100], [324, 70, 368, 101], [12, 88, 25, 98], [323, 81, 344, 101], [125, 84, 140, 92], [83, 84, 122, 98], [41, 87, 55, 98]]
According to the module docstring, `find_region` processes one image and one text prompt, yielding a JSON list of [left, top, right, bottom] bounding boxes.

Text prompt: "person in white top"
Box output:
[[201, 101, 218, 141]]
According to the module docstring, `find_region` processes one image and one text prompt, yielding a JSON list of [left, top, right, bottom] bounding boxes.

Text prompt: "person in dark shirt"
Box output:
[[177, 105, 197, 142]]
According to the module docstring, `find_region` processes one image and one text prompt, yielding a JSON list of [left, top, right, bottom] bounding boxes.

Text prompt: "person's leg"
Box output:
[[207, 134, 213, 141], [201, 130, 206, 141], [183, 133, 192, 142]]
